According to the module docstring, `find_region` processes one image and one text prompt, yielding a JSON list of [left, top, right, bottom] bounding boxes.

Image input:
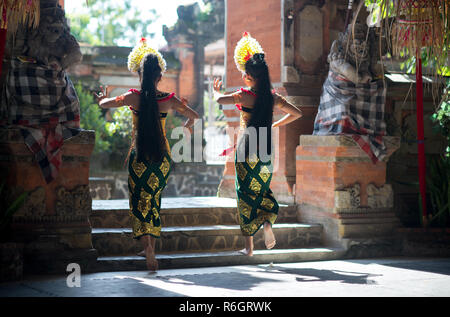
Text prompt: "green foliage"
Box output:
[[105, 107, 133, 140], [426, 155, 450, 227], [365, 0, 382, 5], [365, 0, 395, 26], [431, 80, 450, 157], [106, 107, 132, 149], [426, 81, 450, 227], [104, 107, 133, 169], [67, 0, 158, 46], [75, 83, 111, 155], [67, 13, 102, 46], [399, 52, 450, 76]]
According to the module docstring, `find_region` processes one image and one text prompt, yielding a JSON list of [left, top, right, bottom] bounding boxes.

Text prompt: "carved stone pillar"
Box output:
[[296, 135, 401, 255], [0, 128, 97, 274]]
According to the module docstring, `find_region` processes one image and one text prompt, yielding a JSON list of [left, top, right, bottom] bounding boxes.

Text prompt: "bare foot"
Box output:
[[145, 245, 158, 271], [238, 248, 253, 256], [264, 224, 276, 250], [137, 250, 146, 257]]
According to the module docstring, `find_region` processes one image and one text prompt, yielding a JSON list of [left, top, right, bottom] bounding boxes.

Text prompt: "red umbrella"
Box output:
[[391, 0, 447, 226]]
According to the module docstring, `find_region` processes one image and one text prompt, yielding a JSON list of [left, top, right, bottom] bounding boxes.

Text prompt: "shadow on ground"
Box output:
[[152, 266, 381, 292], [263, 266, 381, 285], [155, 271, 280, 291]]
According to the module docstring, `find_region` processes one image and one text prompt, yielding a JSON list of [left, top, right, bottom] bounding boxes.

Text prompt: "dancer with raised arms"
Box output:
[[95, 38, 199, 271], [213, 32, 303, 256]]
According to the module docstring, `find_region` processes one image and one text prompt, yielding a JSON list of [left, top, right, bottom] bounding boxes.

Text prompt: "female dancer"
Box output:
[[213, 33, 303, 256], [95, 39, 199, 271]]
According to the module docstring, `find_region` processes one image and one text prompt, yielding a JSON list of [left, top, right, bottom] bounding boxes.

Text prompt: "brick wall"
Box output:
[[226, 0, 281, 89], [177, 48, 197, 103], [159, 70, 180, 96]]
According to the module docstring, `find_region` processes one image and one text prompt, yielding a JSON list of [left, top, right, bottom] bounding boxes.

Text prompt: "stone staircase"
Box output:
[[89, 197, 345, 272]]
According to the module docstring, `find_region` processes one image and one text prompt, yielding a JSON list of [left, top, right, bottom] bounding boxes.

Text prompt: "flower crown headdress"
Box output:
[[128, 38, 167, 73], [234, 32, 265, 74]]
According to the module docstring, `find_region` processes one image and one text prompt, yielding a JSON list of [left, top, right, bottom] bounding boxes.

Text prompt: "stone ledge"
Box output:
[[300, 135, 401, 150]]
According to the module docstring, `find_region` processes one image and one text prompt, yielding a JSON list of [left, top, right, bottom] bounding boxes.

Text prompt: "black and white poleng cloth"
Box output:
[[1, 58, 81, 183], [313, 70, 387, 163]]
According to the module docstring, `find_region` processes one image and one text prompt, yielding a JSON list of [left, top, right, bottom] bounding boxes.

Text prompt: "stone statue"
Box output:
[[10, 0, 82, 70], [1, 0, 82, 184], [313, 22, 388, 163], [328, 23, 385, 84]]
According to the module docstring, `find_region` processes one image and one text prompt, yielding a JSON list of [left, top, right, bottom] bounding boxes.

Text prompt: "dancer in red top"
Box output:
[[213, 33, 302, 256], [95, 39, 199, 271]]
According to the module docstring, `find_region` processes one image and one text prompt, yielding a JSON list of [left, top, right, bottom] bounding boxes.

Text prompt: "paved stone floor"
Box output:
[[1, 257, 449, 298]]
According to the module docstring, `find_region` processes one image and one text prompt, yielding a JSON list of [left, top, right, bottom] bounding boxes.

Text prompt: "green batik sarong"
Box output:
[[128, 149, 172, 239], [235, 153, 279, 236]]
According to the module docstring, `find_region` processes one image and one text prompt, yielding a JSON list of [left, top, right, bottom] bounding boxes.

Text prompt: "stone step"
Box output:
[[91, 223, 323, 256], [90, 197, 298, 228], [92, 247, 346, 272]]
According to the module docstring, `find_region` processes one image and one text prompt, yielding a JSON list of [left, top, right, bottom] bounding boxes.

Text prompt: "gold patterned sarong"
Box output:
[[232, 92, 279, 236], [128, 150, 172, 239], [127, 91, 174, 239], [235, 152, 279, 236]]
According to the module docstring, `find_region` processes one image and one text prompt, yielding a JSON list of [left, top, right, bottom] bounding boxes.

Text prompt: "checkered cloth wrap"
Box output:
[[1, 59, 81, 183], [313, 70, 387, 163]]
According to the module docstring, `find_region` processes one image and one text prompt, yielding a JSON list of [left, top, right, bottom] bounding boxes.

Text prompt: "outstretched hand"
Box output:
[[213, 78, 223, 93], [93, 86, 107, 104]]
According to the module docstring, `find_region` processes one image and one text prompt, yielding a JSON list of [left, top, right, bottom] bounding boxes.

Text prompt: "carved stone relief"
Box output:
[[335, 183, 394, 210], [55, 185, 92, 219], [335, 183, 361, 209], [11, 185, 91, 223], [367, 183, 393, 209]]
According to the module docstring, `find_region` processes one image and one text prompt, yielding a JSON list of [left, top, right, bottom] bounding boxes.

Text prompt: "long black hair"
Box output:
[[136, 53, 166, 162], [244, 53, 274, 157]]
